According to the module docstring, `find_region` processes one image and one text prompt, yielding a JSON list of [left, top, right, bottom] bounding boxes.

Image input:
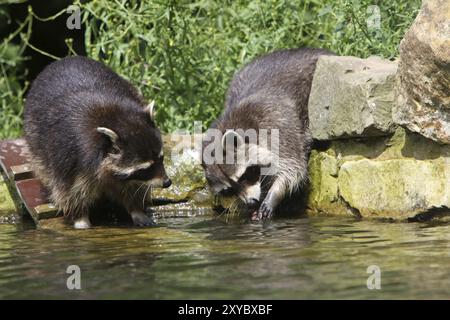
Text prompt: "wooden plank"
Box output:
[[0, 138, 59, 225], [10, 164, 34, 181], [15, 179, 59, 223], [0, 139, 32, 180]]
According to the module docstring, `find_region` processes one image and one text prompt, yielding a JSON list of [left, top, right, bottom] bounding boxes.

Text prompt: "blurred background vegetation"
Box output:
[[1, 0, 420, 137]]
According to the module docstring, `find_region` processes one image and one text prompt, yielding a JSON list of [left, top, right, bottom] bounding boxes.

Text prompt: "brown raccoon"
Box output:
[[24, 56, 171, 229], [202, 48, 334, 220]]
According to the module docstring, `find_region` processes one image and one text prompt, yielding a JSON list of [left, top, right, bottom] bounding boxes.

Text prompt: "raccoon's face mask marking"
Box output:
[[97, 125, 171, 188], [204, 162, 263, 207], [203, 130, 274, 207], [114, 157, 171, 188], [235, 165, 262, 206], [203, 165, 231, 195]]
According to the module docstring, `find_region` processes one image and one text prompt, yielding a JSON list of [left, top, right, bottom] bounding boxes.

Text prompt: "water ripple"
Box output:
[[0, 215, 450, 299]]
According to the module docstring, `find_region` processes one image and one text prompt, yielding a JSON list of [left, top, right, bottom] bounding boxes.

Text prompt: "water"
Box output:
[[0, 212, 449, 299]]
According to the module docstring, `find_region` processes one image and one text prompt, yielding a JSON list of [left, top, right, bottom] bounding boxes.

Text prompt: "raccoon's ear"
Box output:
[[221, 130, 244, 151], [144, 100, 155, 120], [97, 127, 119, 144]]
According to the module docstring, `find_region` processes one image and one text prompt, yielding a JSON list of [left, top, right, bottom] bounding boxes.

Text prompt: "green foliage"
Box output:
[[0, 0, 421, 138], [80, 0, 420, 132], [323, 0, 421, 58], [0, 3, 29, 139], [0, 43, 28, 139]]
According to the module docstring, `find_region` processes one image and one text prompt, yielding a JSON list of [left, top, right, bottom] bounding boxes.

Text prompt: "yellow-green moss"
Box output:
[[0, 176, 16, 216], [307, 150, 351, 216], [307, 128, 450, 219]]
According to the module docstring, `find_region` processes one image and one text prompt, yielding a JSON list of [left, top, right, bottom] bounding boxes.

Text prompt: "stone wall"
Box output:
[[307, 128, 450, 219], [306, 0, 450, 220]]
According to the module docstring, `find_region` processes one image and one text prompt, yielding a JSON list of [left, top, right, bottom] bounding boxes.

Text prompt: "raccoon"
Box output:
[[202, 48, 334, 220], [24, 56, 172, 229]]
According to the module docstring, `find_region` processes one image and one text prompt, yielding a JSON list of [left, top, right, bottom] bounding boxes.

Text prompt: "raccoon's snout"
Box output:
[[241, 182, 261, 208], [160, 167, 172, 188], [147, 176, 172, 188], [148, 166, 171, 188], [246, 198, 260, 209]]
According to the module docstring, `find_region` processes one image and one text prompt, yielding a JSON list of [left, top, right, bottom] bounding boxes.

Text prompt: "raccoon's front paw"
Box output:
[[131, 211, 155, 227], [251, 201, 274, 221]]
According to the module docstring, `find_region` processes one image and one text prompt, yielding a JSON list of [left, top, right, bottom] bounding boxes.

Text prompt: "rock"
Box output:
[[393, 0, 450, 144], [339, 158, 449, 219], [307, 127, 450, 219], [308, 55, 398, 140], [151, 134, 213, 210], [307, 150, 346, 215]]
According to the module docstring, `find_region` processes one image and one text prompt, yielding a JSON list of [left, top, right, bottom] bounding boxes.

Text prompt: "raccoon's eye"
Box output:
[[120, 167, 155, 181], [239, 165, 260, 184], [218, 188, 235, 197]]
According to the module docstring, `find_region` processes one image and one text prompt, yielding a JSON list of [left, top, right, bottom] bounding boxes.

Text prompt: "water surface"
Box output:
[[0, 212, 449, 299]]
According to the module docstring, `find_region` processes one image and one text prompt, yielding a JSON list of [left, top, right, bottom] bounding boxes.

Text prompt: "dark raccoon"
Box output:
[[202, 48, 334, 220], [24, 56, 172, 229]]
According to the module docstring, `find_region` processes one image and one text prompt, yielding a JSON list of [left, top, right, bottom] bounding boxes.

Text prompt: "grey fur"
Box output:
[[203, 48, 334, 219]]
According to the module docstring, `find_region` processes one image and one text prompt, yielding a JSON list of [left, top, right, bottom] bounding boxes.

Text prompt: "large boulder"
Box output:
[[308, 55, 398, 140], [307, 127, 450, 219], [338, 158, 449, 218], [393, 0, 450, 144]]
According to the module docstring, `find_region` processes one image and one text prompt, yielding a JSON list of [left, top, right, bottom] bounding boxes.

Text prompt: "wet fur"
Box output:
[[24, 56, 165, 224]]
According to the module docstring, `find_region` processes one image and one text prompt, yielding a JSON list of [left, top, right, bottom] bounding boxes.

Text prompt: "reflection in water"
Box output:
[[0, 213, 450, 299]]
